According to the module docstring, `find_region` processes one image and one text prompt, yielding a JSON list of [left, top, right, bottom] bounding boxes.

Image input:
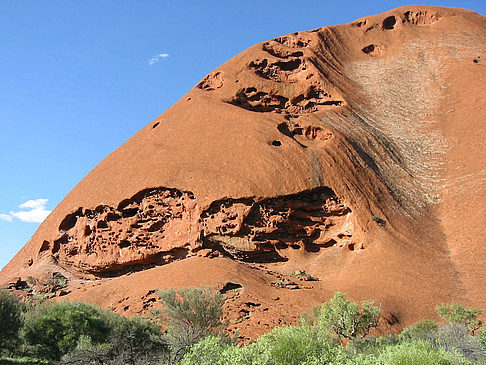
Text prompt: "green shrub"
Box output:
[[479, 327, 486, 351], [102, 312, 168, 364], [399, 318, 439, 342], [312, 292, 380, 341], [252, 325, 347, 365], [22, 302, 109, 360], [182, 326, 350, 365], [59, 335, 112, 365], [435, 323, 484, 363], [0, 290, 25, 355], [45, 272, 68, 289], [346, 333, 399, 357], [158, 286, 225, 361], [436, 302, 483, 334], [375, 340, 472, 365], [180, 335, 231, 365], [57, 310, 168, 365], [0, 357, 49, 364]]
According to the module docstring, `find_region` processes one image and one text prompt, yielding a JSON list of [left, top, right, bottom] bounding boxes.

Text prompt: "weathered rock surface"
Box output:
[[1, 5, 485, 340]]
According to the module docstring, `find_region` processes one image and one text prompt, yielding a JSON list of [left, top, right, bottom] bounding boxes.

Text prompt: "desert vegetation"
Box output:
[[0, 288, 484, 364]]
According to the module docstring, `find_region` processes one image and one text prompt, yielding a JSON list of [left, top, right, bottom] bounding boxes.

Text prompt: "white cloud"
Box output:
[[19, 199, 48, 210], [148, 53, 170, 65], [1, 198, 52, 223], [0, 213, 12, 222]]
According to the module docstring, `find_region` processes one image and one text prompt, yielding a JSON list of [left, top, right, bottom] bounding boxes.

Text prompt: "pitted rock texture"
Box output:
[[46, 187, 357, 273], [47, 188, 200, 272], [201, 187, 355, 261], [228, 85, 343, 114], [197, 71, 224, 91]]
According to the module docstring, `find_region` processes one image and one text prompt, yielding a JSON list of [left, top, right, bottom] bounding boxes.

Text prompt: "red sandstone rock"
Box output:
[[1, 5, 485, 341]]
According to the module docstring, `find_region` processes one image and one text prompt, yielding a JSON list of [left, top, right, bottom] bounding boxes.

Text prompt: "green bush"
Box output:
[[0, 290, 25, 355], [435, 323, 484, 363], [252, 325, 347, 365], [399, 318, 439, 342], [479, 327, 486, 351], [0, 357, 49, 364], [59, 335, 112, 365], [346, 334, 399, 357], [102, 312, 168, 364], [436, 302, 483, 334], [22, 302, 109, 360], [158, 286, 225, 361], [58, 309, 168, 365], [180, 335, 231, 365], [375, 340, 472, 365], [312, 292, 380, 341], [182, 325, 350, 365]]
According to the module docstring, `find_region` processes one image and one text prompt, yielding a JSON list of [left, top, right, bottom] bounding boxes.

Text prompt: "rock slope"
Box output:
[[1, 5, 485, 341]]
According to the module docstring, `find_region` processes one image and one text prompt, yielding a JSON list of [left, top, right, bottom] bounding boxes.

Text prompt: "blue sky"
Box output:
[[1, 0, 484, 270]]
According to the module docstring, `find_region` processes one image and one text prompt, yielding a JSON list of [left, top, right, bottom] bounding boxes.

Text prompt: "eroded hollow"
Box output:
[[228, 85, 343, 114], [382, 16, 397, 30], [362, 44, 375, 54], [59, 208, 82, 231], [220, 282, 243, 294]]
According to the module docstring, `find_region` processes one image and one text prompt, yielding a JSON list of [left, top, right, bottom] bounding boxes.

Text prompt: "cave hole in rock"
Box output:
[[337, 233, 352, 239], [53, 235, 69, 254], [152, 122, 160, 129], [303, 241, 321, 253], [118, 240, 131, 248], [271, 140, 282, 146], [117, 199, 131, 211], [59, 209, 82, 231], [275, 242, 289, 250], [275, 58, 302, 71], [362, 44, 375, 54], [97, 220, 108, 229], [290, 244, 301, 250], [245, 302, 261, 308], [220, 282, 243, 294], [260, 242, 275, 251], [84, 225, 92, 236], [148, 221, 164, 232], [348, 243, 355, 251], [121, 208, 139, 218], [322, 239, 337, 248], [39, 240, 50, 253], [382, 16, 397, 30], [106, 212, 121, 221]]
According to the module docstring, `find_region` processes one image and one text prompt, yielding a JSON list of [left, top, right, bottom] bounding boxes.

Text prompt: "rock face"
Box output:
[[48, 187, 355, 274], [1, 5, 485, 341]]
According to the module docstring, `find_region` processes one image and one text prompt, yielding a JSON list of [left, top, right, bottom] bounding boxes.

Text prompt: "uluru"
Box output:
[[1, 4, 485, 342]]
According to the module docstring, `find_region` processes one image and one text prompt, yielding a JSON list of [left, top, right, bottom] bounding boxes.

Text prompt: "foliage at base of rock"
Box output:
[[0, 290, 24, 354], [22, 302, 109, 360]]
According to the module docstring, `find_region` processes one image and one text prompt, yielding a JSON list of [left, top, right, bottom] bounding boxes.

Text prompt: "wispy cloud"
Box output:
[[1, 198, 52, 223], [148, 53, 170, 66], [0, 213, 12, 222]]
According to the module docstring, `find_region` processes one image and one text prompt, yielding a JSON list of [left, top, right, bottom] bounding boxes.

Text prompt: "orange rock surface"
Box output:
[[1, 5, 485, 341]]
